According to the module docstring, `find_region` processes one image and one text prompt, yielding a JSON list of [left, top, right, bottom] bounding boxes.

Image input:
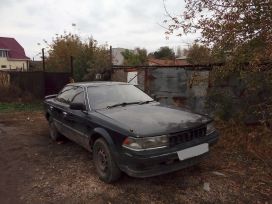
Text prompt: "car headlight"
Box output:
[[206, 122, 216, 135], [122, 135, 168, 151]]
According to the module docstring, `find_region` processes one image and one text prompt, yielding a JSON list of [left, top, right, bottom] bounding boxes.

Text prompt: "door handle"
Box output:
[[63, 111, 68, 116]]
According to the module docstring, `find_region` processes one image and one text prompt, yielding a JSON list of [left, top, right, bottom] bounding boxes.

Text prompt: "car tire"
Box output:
[[49, 119, 62, 141], [93, 138, 122, 183]]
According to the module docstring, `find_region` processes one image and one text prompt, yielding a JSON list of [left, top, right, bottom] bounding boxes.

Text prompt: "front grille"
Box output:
[[169, 126, 207, 147]]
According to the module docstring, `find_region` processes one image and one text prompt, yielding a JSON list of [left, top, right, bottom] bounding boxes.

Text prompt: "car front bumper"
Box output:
[[118, 131, 219, 178]]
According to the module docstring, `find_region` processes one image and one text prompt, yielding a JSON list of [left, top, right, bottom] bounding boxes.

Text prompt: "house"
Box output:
[[0, 37, 29, 71]]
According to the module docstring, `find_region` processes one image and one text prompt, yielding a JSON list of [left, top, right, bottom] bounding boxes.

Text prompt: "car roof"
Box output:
[[67, 81, 130, 87]]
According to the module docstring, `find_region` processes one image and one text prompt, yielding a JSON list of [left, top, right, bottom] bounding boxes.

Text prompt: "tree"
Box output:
[[164, 0, 272, 64], [121, 48, 148, 66], [185, 43, 213, 64], [46, 33, 82, 72], [164, 0, 272, 123], [79, 40, 111, 81], [45, 32, 111, 81], [151, 46, 175, 60]]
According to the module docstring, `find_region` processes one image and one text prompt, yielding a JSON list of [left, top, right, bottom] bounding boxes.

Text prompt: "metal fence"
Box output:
[[111, 65, 215, 114]]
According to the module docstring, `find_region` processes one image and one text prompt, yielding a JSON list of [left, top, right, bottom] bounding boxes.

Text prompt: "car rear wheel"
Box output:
[[49, 119, 62, 141], [93, 138, 121, 183]]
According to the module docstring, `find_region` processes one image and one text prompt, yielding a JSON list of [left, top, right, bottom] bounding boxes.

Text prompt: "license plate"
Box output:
[[177, 143, 209, 161]]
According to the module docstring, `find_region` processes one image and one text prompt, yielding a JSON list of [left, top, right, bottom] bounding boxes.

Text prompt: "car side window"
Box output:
[[71, 87, 85, 105], [56, 86, 77, 104]]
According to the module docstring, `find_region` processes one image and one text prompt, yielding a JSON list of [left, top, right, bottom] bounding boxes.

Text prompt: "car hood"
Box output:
[[96, 103, 210, 137]]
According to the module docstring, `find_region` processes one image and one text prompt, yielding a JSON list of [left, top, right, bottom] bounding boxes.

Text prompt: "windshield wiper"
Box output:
[[107, 102, 140, 109], [138, 100, 155, 105]]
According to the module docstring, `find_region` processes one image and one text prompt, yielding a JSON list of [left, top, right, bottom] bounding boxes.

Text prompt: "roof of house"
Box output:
[[176, 56, 187, 60], [175, 59, 190, 66], [148, 58, 190, 66], [0, 37, 29, 60]]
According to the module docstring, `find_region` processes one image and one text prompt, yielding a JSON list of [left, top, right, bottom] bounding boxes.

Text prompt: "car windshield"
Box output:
[[87, 84, 153, 109]]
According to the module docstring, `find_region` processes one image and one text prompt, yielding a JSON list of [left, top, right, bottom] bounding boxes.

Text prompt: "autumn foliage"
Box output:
[[165, 0, 272, 125], [46, 33, 111, 81], [165, 0, 272, 63]]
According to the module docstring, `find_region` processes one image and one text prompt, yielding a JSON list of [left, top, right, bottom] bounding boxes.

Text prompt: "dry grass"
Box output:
[[0, 86, 36, 103], [216, 120, 272, 166]]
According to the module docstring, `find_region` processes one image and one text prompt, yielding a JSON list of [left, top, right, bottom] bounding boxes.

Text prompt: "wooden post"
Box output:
[[70, 56, 74, 78], [110, 46, 113, 81], [110, 45, 113, 67], [42, 48, 46, 97], [42, 48, 45, 72], [144, 68, 148, 93]]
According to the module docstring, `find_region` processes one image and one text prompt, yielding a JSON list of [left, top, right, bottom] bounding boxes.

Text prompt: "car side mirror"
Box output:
[[70, 102, 86, 111]]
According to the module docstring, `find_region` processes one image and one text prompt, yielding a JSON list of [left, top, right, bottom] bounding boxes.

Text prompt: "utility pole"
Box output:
[[110, 45, 113, 67], [42, 48, 45, 72], [41, 48, 46, 97]]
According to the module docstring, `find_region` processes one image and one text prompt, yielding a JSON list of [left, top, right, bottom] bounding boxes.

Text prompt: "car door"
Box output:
[[52, 85, 74, 134], [61, 86, 90, 149]]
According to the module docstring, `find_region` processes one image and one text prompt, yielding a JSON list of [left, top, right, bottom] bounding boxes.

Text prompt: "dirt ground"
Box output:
[[0, 112, 271, 204]]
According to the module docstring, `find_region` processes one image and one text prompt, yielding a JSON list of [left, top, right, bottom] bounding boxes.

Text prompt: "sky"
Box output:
[[0, 0, 198, 60]]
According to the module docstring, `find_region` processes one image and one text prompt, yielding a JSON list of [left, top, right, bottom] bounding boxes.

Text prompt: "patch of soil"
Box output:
[[0, 112, 271, 204]]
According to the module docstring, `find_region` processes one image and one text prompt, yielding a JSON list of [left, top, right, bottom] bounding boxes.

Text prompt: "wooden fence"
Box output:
[[0, 71, 71, 99]]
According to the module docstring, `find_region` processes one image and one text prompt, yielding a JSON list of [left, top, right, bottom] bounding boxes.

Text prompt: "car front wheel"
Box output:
[[93, 138, 121, 183]]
